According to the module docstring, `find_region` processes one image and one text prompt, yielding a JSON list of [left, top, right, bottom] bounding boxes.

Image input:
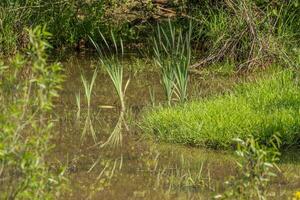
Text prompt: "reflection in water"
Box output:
[[50, 55, 300, 200]]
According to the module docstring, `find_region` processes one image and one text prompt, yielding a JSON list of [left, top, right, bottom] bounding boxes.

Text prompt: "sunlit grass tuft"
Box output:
[[143, 70, 300, 149]]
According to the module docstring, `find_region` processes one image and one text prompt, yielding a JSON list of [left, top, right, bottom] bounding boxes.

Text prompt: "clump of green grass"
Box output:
[[143, 70, 300, 149]]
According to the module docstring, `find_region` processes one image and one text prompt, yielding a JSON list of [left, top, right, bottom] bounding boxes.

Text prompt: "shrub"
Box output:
[[0, 26, 64, 199], [220, 135, 281, 199], [143, 70, 300, 149]]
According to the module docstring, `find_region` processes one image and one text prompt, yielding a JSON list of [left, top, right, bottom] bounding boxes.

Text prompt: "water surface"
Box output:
[[50, 54, 300, 199]]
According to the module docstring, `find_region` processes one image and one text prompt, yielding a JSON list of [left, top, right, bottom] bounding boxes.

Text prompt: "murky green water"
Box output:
[[50, 54, 300, 200]]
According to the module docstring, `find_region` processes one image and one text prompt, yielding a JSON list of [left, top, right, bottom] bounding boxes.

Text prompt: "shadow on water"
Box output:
[[49, 54, 300, 200]]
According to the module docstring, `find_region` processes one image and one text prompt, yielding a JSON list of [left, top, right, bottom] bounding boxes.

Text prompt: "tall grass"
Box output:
[[91, 32, 129, 147], [153, 20, 192, 105], [1, 0, 298, 70], [188, 0, 300, 68], [0, 0, 107, 54], [0, 1, 158, 55]]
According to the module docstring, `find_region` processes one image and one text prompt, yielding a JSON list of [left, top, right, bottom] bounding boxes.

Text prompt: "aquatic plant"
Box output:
[[91, 31, 129, 147], [80, 68, 98, 142], [149, 86, 156, 107], [154, 155, 208, 194], [87, 156, 123, 199], [75, 92, 81, 121], [153, 20, 192, 105]]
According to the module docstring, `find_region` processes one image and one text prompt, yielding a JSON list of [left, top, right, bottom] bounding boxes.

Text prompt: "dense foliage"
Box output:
[[185, 0, 300, 67], [1, 0, 299, 68], [0, 0, 155, 54], [0, 26, 64, 199], [0, 0, 106, 53]]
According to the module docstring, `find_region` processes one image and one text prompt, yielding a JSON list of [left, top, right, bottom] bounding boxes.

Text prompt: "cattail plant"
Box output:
[[90, 31, 129, 147], [153, 19, 192, 105]]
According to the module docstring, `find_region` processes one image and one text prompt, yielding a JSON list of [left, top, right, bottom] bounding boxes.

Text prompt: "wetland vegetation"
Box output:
[[1, 0, 300, 200]]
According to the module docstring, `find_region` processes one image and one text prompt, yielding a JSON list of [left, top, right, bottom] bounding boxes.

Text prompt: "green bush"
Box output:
[[0, 26, 64, 199], [142, 70, 300, 149], [221, 135, 281, 199]]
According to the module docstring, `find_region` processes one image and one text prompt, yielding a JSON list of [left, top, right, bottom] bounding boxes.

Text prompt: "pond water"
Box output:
[[50, 54, 300, 199]]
